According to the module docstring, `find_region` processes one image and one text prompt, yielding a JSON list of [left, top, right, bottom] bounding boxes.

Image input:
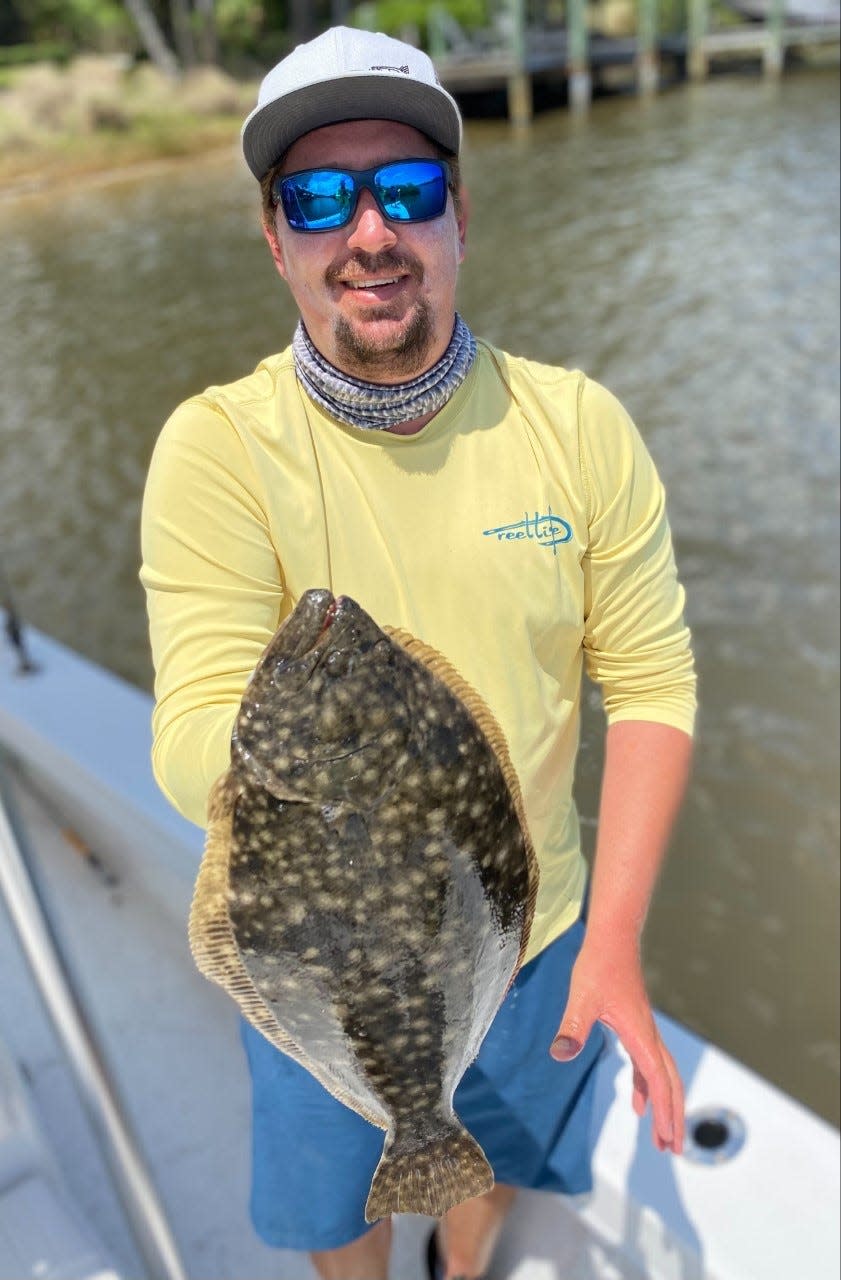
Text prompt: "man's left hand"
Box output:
[[549, 942, 685, 1154]]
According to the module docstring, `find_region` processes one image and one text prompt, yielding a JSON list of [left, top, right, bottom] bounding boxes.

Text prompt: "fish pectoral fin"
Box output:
[[364, 1118, 493, 1222]]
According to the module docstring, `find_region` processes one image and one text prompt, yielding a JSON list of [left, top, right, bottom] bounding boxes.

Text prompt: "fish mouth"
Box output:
[[314, 596, 340, 646], [271, 589, 337, 663], [269, 590, 365, 674], [302, 592, 365, 655]]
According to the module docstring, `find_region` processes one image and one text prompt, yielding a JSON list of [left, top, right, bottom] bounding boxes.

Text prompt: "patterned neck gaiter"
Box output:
[[292, 315, 477, 431]]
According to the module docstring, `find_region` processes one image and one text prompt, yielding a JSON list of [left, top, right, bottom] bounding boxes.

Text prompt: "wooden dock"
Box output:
[[424, 0, 840, 122], [433, 28, 676, 120], [688, 12, 841, 76]]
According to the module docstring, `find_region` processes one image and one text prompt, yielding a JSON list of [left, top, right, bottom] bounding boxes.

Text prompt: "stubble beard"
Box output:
[[332, 298, 435, 382]]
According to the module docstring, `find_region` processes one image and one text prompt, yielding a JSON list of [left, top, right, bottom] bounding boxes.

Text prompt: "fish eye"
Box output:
[[326, 649, 352, 676]]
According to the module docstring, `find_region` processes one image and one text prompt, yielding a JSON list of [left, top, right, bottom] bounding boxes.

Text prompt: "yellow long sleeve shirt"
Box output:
[[140, 340, 696, 962]]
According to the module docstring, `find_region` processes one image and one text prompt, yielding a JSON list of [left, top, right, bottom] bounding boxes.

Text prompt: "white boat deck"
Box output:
[[0, 629, 838, 1280]]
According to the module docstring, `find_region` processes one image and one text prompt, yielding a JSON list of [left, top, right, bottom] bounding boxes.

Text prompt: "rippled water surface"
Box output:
[[1, 69, 838, 1123]]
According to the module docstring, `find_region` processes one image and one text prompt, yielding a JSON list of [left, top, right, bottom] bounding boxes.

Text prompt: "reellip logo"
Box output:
[[482, 509, 573, 555]]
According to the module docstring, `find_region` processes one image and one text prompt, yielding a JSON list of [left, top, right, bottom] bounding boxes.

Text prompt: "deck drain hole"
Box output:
[[683, 1107, 746, 1164]]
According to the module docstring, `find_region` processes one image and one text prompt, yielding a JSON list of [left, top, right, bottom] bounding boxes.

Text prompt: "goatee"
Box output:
[[326, 249, 431, 381], [333, 300, 434, 382]]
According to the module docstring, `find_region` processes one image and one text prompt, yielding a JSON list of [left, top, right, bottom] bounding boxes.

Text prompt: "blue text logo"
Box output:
[[483, 509, 573, 554]]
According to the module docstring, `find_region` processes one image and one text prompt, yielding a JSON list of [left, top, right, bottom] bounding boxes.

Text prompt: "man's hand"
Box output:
[[550, 939, 685, 1154]]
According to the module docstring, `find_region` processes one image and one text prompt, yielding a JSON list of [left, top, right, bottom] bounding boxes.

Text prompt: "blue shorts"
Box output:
[[240, 916, 605, 1251]]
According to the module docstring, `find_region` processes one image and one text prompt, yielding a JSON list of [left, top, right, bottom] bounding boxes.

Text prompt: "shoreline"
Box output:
[[2, 57, 837, 206], [0, 133, 244, 205], [0, 118, 245, 204], [0, 58, 254, 203]]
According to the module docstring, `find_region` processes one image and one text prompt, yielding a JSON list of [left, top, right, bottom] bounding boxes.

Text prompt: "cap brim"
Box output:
[[242, 75, 462, 179]]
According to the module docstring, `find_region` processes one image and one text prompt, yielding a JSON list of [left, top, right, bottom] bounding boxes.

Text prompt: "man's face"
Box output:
[[266, 120, 467, 383]]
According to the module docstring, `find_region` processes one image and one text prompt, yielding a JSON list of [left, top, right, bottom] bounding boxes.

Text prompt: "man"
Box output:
[[140, 25, 696, 1280]]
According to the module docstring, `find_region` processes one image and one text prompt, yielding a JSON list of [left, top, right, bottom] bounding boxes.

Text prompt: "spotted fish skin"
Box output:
[[189, 589, 538, 1221]]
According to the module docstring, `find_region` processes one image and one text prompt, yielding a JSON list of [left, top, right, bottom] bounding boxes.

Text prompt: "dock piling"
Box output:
[[764, 0, 786, 74], [566, 0, 592, 109], [688, 0, 711, 79], [506, 0, 534, 123], [637, 0, 661, 93]]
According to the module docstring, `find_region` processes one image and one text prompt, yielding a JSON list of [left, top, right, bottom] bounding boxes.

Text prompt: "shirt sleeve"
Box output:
[[578, 376, 697, 735], [140, 397, 284, 827]]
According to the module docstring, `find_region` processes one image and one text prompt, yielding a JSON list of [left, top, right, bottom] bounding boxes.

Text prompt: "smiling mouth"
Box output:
[[328, 253, 422, 293], [341, 275, 404, 291]]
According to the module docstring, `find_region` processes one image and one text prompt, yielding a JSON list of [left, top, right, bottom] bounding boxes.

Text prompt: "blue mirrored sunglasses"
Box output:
[[272, 159, 452, 233]]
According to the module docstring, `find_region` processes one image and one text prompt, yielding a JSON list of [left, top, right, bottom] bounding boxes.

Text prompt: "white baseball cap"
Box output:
[[241, 26, 463, 180]]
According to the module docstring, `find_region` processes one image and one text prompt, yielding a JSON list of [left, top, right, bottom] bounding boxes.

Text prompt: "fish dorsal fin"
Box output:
[[384, 626, 539, 967]]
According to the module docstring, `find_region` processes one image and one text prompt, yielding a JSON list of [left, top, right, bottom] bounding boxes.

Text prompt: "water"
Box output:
[[1, 69, 838, 1125]]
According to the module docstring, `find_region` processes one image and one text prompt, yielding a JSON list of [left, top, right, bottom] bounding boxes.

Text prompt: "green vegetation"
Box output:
[[0, 41, 74, 67], [3, 0, 316, 71], [2, 0, 498, 71], [351, 0, 487, 45]]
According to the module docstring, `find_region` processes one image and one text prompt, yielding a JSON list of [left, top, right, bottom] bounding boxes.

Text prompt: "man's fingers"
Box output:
[[651, 1039, 684, 1153], [632, 1065, 648, 1116], [632, 1036, 684, 1153], [663, 1043, 685, 1153]]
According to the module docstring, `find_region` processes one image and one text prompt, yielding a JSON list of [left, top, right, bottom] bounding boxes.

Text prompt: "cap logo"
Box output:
[[369, 63, 410, 73]]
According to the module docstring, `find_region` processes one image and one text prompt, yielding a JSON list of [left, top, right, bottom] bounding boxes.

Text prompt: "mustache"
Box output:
[[325, 251, 424, 286]]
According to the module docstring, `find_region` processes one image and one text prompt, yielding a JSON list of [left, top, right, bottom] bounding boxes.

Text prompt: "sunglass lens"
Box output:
[[280, 170, 355, 231], [375, 161, 447, 222]]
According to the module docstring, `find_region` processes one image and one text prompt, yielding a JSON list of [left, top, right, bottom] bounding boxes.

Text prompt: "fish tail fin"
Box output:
[[365, 1118, 493, 1222]]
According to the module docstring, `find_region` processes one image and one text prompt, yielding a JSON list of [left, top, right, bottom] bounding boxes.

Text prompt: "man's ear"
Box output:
[[262, 220, 286, 279]]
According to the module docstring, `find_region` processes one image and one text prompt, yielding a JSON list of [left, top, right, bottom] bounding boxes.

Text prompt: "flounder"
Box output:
[[189, 589, 538, 1221]]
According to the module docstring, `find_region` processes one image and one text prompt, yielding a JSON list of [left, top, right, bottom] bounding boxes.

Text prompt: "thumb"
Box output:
[[550, 992, 597, 1062]]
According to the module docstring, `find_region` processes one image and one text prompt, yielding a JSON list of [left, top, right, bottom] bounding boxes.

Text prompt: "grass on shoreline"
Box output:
[[0, 56, 257, 194]]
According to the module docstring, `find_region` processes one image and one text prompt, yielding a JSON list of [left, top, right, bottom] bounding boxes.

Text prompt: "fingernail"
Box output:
[[551, 1036, 582, 1060]]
